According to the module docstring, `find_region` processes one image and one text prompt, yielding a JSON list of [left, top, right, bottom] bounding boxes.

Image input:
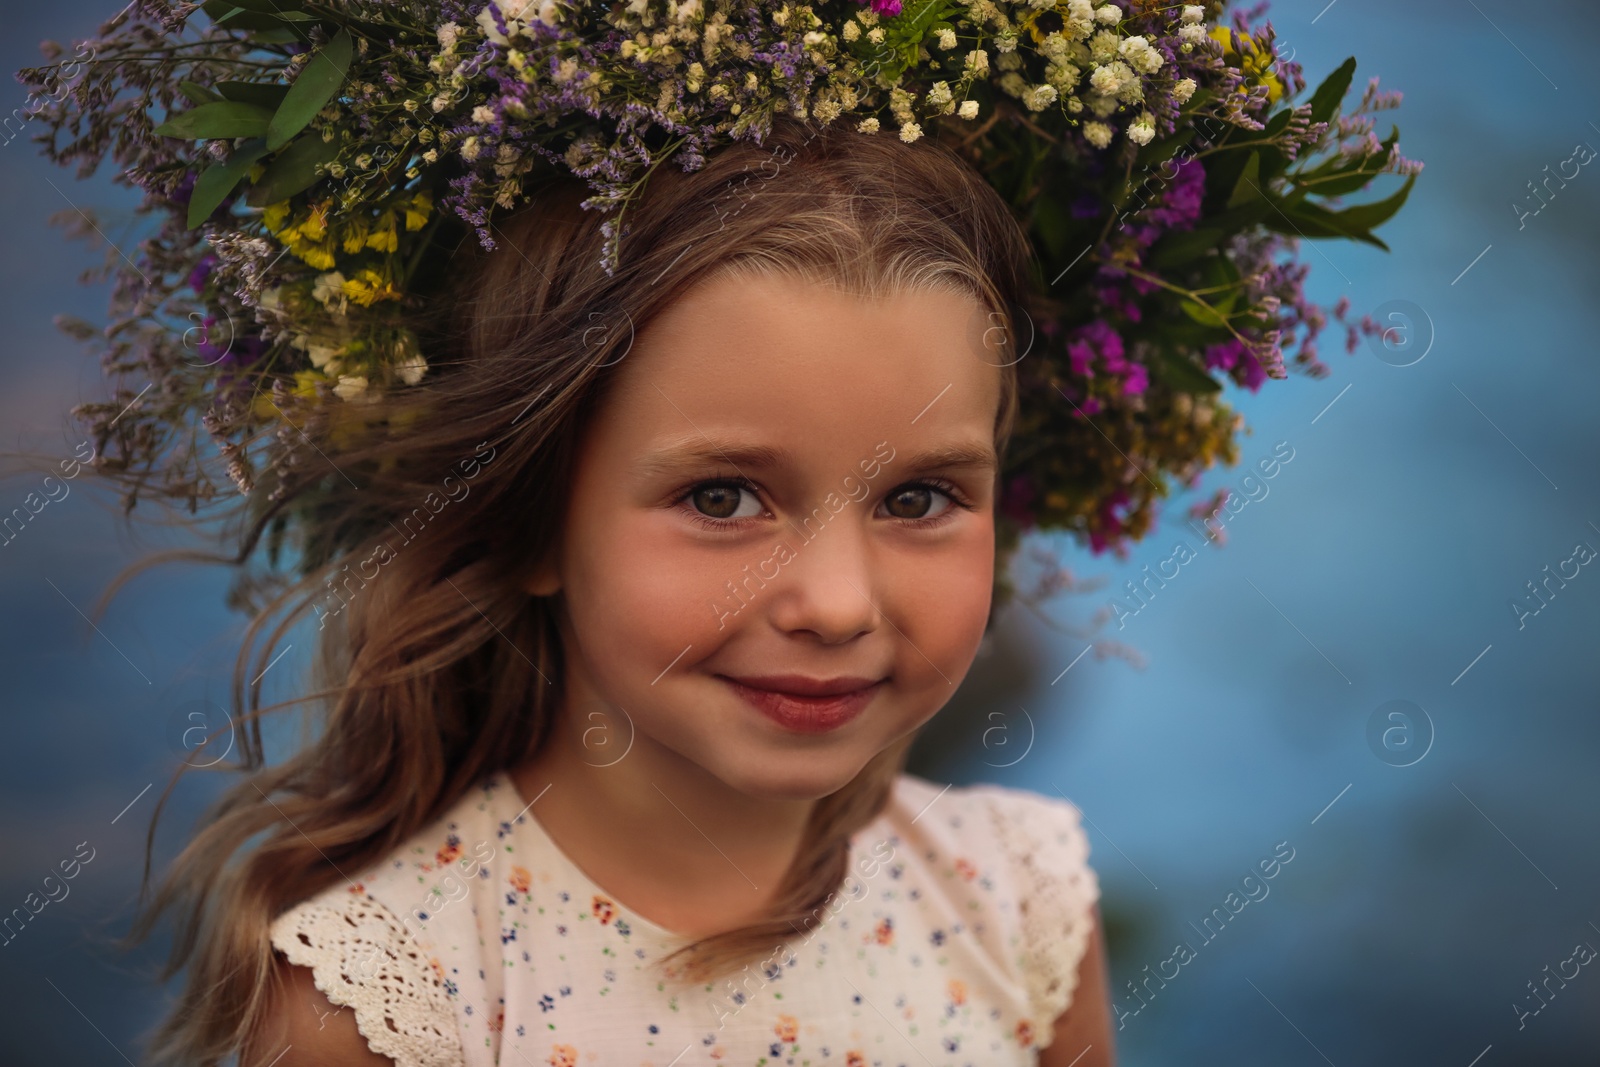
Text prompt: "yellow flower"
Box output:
[[365, 211, 399, 253], [341, 216, 371, 254], [263, 201, 340, 269], [295, 241, 339, 271], [262, 201, 292, 232], [404, 190, 433, 232], [344, 267, 401, 306], [1210, 26, 1284, 103], [291, 369, 325, 399], [289, 201, 330, 242]]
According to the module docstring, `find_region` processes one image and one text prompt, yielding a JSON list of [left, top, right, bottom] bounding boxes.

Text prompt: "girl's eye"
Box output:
[[675, 476, 972, 530], [878, 482, 961, 524], [684, 480, 764, 523]]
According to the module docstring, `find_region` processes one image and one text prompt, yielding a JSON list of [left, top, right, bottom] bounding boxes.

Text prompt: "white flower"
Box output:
[[1046, 61, 1082, 91], [334, 375, 369, 400], [1121, 34, 1164, 73], [431, 93, 453, 112], [436, 22, 461, 51], [476, 5, 523, 45], [1127, 111, 1156, 145], [305, 339, 344, 370], [1089, 92, 1119, 117], [857, 116, 880, 133], [459, 135, 482, 161], [999, 71, 1027, 96], [867, 26, 885, 44], [899, 121, 923, 143], [1068, 0, 1094, 21], [842, 19, 860, 41], [396, 353, 428, 386], [937, 28, 957, 49], [1181, 5, 1205, 23], [311, 271, 349, 311], [1083, 121, 1114, 148], [672, 0, 700, 23], [1091, 59, 1135, 98], [1089, 29, 1120, 62], [1022, 83, 1059, 111], [472, 105, 497, 123], [965, 48, 989, 75], [1178, 23, 1207, 44], [926, 80, 954, 109], [1094, 3, 1120, 24], [995, 32, 1018, 53], [1172, 77, 1197, 103], [958, 99, 980, 119]]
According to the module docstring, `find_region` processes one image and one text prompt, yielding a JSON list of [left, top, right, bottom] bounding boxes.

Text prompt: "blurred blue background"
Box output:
[[2, 1, 1597, 1064]]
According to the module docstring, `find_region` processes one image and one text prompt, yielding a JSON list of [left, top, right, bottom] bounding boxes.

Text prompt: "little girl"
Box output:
[[144, 119, 1110, 1066]]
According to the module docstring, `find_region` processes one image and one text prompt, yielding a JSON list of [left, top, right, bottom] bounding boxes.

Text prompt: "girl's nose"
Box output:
[[766, 517, 882, 645]]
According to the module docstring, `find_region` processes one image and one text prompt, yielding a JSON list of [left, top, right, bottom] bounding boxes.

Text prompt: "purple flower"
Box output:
[[1204, 339, 1266, 392], [187, 253, 218, 294]]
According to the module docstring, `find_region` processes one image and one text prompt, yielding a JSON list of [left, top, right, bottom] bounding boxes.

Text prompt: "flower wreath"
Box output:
[[17, 0, 1418, 592]]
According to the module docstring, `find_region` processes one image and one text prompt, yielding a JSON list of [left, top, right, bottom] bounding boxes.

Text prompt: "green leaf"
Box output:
[[217, 81, 290, 109], [1293, 168, 1380, 197], [1133, 127, 1196, 171], [1180, 298, 1230, 328], [1328, 172, 1416, 232], [1149, 227, 1224, 269], [246, 131, 343, 207], [1031, 192, 1073, 263], [187, 138, 271, 228], [1261, 108, 1293, 139], [1226, 152, 1263, 209], [1257, 145, 1289, 183], [178, 80, 221, 106], [268, 27, 353, 151], [152, 100, 275, 140], [221, 0, 305, 12], [1307, 56, 1356, 124], [1156, 349, 1223, 395], [1263, 202, 1390, 250], [249, 28, 307, 44]]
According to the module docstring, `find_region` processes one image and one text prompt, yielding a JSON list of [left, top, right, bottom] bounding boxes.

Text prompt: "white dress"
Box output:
[[269, 770, 1100, 1067]]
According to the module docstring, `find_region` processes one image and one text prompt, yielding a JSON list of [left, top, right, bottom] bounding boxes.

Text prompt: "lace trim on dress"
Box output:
[[268, 887, 466, 1067], [985, 789, 1101, 1040]]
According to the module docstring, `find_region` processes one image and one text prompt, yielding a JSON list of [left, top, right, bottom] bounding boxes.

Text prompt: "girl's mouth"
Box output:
[[718, 675, 886, 734]]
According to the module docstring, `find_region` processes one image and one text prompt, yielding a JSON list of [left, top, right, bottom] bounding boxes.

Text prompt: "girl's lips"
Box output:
[[721, 676, 884, 734]]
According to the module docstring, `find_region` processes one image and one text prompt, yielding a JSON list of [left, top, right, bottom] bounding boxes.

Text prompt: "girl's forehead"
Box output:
[[588, 274, 1004, 461]]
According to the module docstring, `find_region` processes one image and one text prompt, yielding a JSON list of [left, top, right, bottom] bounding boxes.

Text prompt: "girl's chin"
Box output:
[[707, 748, 882, 803]]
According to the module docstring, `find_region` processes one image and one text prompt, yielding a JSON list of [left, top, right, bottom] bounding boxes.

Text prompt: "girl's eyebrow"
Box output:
[[635, 438, 998, 478]]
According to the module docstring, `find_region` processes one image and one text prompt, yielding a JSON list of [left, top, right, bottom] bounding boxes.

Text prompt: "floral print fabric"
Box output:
[[269, 771, 1099, 1066]]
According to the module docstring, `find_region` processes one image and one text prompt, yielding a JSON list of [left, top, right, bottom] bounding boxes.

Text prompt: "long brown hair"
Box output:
[[129, 114, 1040, 1064]]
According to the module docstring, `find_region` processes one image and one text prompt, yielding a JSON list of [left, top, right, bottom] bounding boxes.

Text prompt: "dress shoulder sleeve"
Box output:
[[980, 785, 1101, 1039], [269, 883, 466, 1067]]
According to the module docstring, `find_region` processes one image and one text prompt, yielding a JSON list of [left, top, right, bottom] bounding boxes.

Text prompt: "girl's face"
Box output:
[[529, 269, 1005, 801]]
